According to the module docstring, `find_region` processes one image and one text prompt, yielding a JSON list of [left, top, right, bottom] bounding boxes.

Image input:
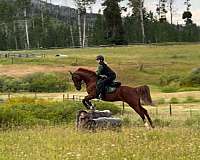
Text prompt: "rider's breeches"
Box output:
[[96, 76, 115, 96]]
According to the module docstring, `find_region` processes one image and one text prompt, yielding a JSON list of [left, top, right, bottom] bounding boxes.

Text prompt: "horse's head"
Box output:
[[69, 71, 83, 91], [69, 68, 97, 91]]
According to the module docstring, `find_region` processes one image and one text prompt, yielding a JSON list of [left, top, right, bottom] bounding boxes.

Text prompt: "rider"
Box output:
[[96, 55, 116, 99]]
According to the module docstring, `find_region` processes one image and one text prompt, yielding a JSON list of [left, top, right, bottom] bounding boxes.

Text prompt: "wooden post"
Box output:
[[8, 91, 11, 100], [73, 95, 75, 101], [34, 92, 37, 99], [169, 104, 172, 116], [63, 94, 65, 102], [190, 106, 192, 118], [11, 57, 14, 64]]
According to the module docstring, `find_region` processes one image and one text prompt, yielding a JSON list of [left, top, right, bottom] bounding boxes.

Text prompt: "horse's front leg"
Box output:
[[82, 94, 96, 110]]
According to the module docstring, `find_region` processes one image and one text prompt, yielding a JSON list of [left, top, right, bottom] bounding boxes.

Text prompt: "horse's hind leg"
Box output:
[[140, 106, 154, 128], [127, 102, 146, 126]]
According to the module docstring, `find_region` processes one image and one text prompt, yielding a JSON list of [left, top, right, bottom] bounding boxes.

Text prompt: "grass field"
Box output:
[[0, 44, 200, 159], [1, 125, 200, 160], [0, 44, 200, 89]]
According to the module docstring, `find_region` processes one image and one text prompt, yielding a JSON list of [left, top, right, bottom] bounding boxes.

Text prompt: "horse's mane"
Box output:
[[76, 68, 97, 77]]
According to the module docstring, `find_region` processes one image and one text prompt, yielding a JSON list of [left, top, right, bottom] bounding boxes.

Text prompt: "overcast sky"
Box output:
[[45, 0, 200, 25]]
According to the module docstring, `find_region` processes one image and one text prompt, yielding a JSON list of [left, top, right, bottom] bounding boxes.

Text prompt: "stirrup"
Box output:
[[98, 93, 104, 100]]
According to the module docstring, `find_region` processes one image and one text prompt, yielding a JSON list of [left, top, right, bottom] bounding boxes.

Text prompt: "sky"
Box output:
[[44, 0, 200, 25]]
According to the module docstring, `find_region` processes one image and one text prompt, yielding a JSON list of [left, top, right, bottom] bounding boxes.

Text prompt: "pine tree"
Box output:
[[103, 0, 125, 44], [182, 0, 192, 25]]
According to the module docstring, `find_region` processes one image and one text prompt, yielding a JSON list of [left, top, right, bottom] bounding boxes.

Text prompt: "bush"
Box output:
[[23, 72, 71, 92], [180, 68, 200, 87], [0, 97, 121, 128], [170, 97, 179, 104], [183, 96, 200, 103], [157, 98, 165, 104], [159, 74, 180, 86], [159, 74, 181, 93], [0, 72, 73, 93], [161, 86, 179, 93], [0, 76, 22, 92]]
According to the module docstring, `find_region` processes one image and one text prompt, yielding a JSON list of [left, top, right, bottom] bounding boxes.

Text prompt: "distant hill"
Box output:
[[30, 0, 97, 25]]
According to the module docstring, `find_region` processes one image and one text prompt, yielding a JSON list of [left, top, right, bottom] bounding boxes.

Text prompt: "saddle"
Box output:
[[105, 81, 121, 93]]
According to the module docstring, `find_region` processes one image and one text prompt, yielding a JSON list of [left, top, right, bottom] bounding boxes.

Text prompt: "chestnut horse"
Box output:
[[70, 68, 154, 128]]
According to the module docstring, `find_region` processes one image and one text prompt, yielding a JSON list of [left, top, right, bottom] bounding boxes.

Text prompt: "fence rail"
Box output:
[[0, 92, 199, 117]]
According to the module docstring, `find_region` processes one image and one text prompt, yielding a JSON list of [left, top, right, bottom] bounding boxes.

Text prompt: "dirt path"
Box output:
[[1, 91, 199, 102], [153, 91, 200, 101], [0, 64, 96, 77]]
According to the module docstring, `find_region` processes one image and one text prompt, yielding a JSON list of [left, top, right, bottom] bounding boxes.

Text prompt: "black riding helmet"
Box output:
[[96, 55, 104, 61]]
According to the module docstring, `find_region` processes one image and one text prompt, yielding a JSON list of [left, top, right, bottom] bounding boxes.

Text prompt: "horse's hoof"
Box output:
[[90, 106, 96, 111]]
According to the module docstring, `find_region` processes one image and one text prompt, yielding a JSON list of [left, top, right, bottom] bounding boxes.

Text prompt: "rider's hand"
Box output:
[[100, 75, 107, 79]]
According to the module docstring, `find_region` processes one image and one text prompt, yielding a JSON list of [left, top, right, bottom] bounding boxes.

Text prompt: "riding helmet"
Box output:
[[96, 55, 104, 61]]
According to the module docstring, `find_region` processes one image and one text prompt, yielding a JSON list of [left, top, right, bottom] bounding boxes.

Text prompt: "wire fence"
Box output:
[[0, 92, 199, 117]]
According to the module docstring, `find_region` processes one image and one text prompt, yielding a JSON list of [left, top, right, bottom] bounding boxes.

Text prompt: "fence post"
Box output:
[[34, 92, 37, 99], [63, 94, 65, 102], [169, 103, 172, 116], [8, 91, 11, 100], [190, 106, 192, 118], [11, 57, 14, 64], [73, 95, 75, 101]]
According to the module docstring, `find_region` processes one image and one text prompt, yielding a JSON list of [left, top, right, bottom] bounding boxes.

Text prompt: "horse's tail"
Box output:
[[136, 85, 154, 106]]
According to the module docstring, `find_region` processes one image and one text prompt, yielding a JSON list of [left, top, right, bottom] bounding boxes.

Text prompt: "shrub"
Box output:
[[169, 97, 179, 104], [161, 86, 179, 93], [0, 97, 121, 128], [159, 74, 180, 86], [180, 68, 200, 87], [157, 98, 165, 104], [0, 76, 22, 92], [183, 96, 200, 103], [23, 72, 71, 92], [0, 73, 73, 93]]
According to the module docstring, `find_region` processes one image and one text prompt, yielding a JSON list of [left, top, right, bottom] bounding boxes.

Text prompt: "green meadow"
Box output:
[[1, 44, 200, 90], [0, 44, 200, 159]]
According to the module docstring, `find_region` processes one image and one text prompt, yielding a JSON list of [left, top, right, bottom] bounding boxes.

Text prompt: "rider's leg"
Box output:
[[101, 77, 114, 96], [96, 80, 104, 99]]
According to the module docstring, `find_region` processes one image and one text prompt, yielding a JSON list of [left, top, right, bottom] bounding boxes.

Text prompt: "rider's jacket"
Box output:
[[96, 61, 116, 79]]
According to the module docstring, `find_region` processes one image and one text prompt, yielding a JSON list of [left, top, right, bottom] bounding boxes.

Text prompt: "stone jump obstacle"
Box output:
[[76, 110, 122, 131]]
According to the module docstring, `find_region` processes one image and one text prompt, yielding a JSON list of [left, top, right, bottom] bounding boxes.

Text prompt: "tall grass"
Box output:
[[0, 126, 200, 160]]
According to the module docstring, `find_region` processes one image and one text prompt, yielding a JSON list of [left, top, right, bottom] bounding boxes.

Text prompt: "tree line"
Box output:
[[0, 0, 200, 51]]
